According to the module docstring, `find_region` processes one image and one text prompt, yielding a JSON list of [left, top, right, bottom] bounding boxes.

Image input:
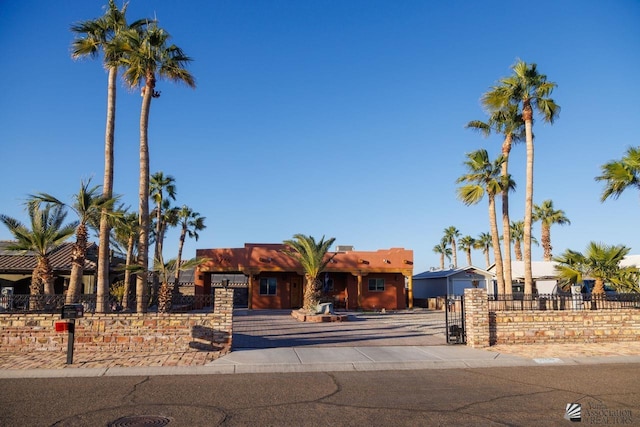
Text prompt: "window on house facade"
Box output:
[[259, 277, 277, 295], [368, 278, 384, 292]]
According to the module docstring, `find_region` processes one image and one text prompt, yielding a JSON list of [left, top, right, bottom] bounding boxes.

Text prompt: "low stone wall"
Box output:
[[0, 288, 233, 354], [464, 288, 640, 347]]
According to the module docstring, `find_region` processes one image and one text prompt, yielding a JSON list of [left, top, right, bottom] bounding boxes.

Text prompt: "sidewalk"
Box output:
[[1, 341, 639, 378]]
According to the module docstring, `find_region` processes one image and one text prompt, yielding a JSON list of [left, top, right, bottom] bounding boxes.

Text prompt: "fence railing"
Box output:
[[0, 294, 216, 314], [488, 293, 640, 311]]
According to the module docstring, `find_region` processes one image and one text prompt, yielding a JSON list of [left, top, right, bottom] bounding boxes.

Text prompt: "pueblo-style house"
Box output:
[[195, 244, 414, 310]]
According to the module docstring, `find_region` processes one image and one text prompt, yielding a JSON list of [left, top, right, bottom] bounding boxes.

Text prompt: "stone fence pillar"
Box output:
[[464, 288, 490, 348]]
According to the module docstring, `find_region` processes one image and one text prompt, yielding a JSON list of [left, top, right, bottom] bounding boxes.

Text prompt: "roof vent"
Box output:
[[335, 245, 354, 252]]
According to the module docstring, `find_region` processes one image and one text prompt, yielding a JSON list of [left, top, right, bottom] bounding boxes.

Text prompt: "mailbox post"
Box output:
[[60, 304, 84, 364]]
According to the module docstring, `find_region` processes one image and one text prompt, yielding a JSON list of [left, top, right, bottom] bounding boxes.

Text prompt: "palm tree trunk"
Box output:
[[541, 223, 552, 261], [439, 254, 445, 270], [466, 250, 472, 266], [514, 240, 523, 261], [66, 224, 88, 304], [484, 249, 490, 268], [452, 241, 458, 268], [303, 276, 319, 311], [122, 234, 134, 310], [136, 79, 154, 313], [489, 195, 505, 296], [501, 135, 513, 295], [151, 201, 163, 305], [523, 106, 534, 295], [173, 226, 187, 299], [96, 66, 117, 313]]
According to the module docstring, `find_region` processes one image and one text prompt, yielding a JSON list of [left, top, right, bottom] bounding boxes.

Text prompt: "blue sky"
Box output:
[[1, 0, 639, 274]]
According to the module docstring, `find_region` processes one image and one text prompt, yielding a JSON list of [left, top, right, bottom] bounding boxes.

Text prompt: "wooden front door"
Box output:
[[290, 276, 303, 308]]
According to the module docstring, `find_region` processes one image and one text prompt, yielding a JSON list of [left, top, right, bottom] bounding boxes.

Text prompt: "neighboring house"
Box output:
[[412, 266, 494, 302], [195, 244, 414, 310], [487, 261, 559, 294], [0, 241, 122, 295]]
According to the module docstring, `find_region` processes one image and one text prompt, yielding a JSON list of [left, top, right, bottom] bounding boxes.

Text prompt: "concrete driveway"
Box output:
[[232, 308, 446, 349]]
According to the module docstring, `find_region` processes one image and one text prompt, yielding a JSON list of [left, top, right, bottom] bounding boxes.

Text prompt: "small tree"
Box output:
[[282, 234, 336, 311]]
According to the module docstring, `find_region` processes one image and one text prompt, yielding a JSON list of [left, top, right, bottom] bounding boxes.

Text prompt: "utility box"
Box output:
[[61, 304, 84, 319]]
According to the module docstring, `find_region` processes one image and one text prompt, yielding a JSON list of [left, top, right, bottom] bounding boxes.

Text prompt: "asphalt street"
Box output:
[[1, 364, 637, 426]]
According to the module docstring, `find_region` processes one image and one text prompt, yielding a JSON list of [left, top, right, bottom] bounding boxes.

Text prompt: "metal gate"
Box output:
[[445, 295, 466, 344]]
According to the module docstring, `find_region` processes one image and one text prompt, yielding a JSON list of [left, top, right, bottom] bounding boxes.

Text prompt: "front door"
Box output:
[[290, 276, 303, 308]]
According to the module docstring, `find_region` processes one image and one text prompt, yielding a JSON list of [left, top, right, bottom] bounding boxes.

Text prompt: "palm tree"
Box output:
[[149, 172, 177, 305], [458, 236, 476, 266], [155, 257, 206, 313], [554, 242, 635, 295], [120, 23, 195, 312], [432, 238, 452, 270], [31, 179, 117, 304], [0, 201, 77, 308], [71, 1, 148, 313], [533, 200, 571, 262], [467, 104, 524, 292], [457, 149, 513, 295], [510, 220, 540, 261], [111, 210, 138, 310], [173, 206, 206, 298], [475, 232, 493, 268], [443, 226, 461, 268], [282, 234, 336, 311], [483, 60, 560, 295], [596, 146, 640, 201]]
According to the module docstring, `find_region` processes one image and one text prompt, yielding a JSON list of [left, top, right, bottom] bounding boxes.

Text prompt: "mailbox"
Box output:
[[61, 304, 84, 319]]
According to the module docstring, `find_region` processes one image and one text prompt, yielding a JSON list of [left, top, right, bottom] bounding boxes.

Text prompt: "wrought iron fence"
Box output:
[[488, 293, 640, 311], [0, 294, 216, 314]]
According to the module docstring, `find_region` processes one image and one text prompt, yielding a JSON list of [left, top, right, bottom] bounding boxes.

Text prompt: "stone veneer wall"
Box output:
[[464, 288, 640, 348], [0, 288, 233, 353]]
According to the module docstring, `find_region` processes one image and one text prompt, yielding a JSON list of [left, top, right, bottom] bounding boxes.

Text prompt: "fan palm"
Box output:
[[31, 179, 118, 304], [154, 257, 206, 313], [474, 232, 493, 268], [443, 226, 461, 268], [596, 146, 640, 201], [554, 242, 636, 294], [282, 234, 336, 311], [120, 23, 195, 312], [71, 1, 148, 313], [483, 60, 560, 295], [467, 104, 524, 291], [111, 210, 139, 310], [533, 200, 570, 261], [457, 149, 513, 295], [458, 236, 476, 266], [432, 238, 452, 270], [0, 201, 77, 308], [173, 206, 206, 299]]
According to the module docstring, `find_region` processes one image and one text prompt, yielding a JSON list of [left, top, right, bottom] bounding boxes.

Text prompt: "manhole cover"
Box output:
[[109, 415, 172, 426]]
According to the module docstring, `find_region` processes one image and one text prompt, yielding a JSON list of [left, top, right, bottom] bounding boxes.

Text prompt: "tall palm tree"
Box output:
[[554, 242, 634, 295], [0, 202, 77, 308], [483, 60, 560, 295], [596, 146, 640, 201], [31, 179, 117, 304], [173, 206, 206, 297], [111, 210, 138, 310], [475, 232, 493, 268], [442, 226, 461, 268], [71, 1, 148, 313], [458, 235, 476, 266], [432, 238, 452, 270], [533, 200, 570, 261], [282, 234, 336, 311], [467, 104, 524, 292], [457, 149, 513, 295], [120, 23, 195, 312]]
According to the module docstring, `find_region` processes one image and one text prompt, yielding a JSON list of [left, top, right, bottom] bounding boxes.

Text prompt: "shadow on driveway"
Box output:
[[232, 309, 446, 349]]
